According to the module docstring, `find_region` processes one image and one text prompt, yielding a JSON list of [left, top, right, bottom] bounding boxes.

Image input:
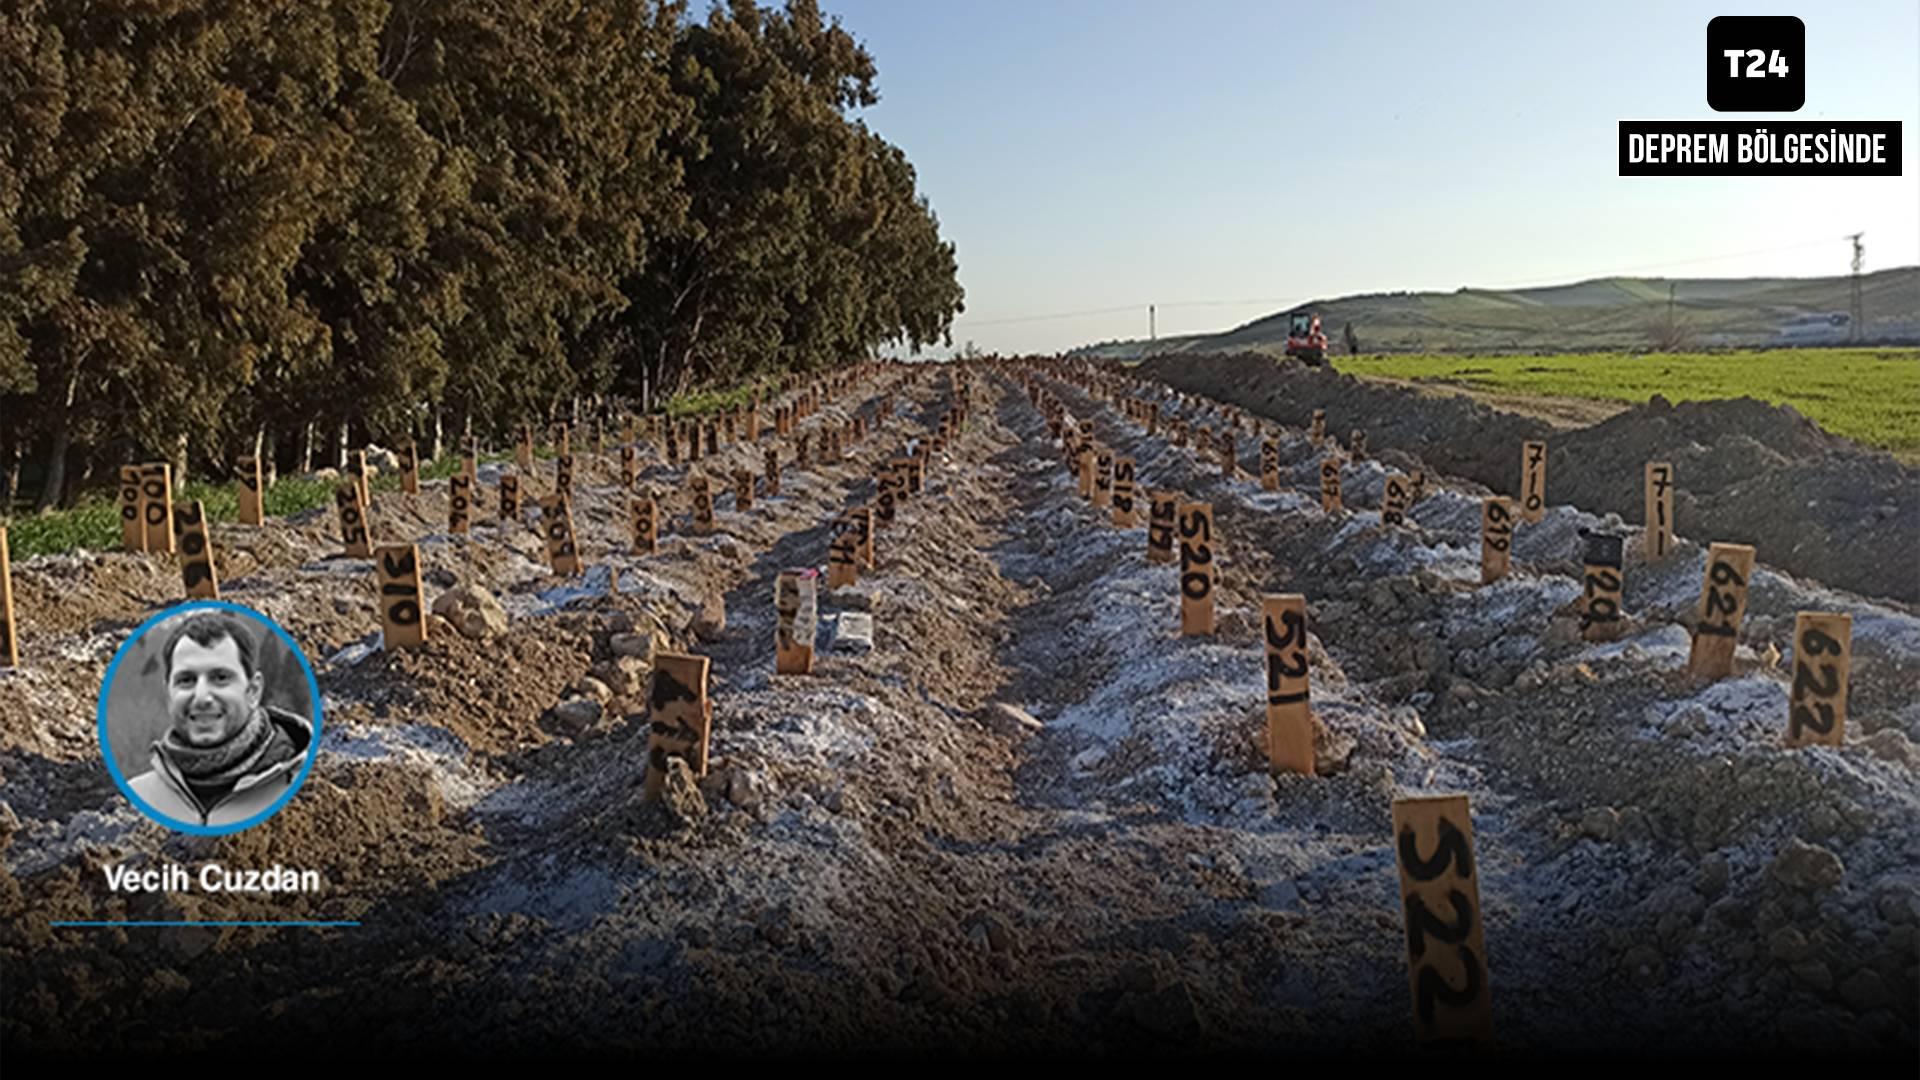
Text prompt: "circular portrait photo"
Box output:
[[98, 601, 323, 834]]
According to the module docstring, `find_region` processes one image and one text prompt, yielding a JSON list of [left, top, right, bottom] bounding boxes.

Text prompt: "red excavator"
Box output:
[[1284, 311, 1329, 364]]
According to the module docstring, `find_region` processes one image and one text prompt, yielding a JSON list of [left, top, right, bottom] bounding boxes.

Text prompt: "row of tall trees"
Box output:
[[0, 0, 963, 508]]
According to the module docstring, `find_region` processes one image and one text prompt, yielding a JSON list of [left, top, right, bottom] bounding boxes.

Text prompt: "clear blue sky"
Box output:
[[819, 0, 1920, 355]]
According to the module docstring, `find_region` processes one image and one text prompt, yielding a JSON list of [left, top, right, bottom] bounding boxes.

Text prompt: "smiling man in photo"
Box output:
[[127, 611, 312, 827]]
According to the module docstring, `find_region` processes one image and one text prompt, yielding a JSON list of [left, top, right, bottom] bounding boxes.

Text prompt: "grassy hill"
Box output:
[[1074, 266, 1920, 358]]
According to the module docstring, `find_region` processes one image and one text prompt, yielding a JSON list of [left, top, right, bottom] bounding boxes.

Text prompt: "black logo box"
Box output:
[[1619, 120, 1902, 176], [1707, 15, 1805, 112]]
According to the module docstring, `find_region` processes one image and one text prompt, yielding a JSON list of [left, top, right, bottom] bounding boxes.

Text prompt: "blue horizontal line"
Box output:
[[52, 920, 359, 928]]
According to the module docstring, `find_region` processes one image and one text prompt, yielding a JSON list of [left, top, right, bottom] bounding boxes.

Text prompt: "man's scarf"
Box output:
[[157, 706, 297, 787]]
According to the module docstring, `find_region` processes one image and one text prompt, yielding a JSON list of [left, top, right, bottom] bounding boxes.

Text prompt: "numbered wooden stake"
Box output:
[[1382, 472, 1413, 527], [1112, 457, 1138, 527], [774, 569, 819, 675], [1644, 462, 1674, 561], [1076, 445, 1095, 499], [734, 468, 754, 511], [827, 514, 860, 588], [1409, 469, 1427, 504], [1261, 439, 1281, 491], [644, 652, 713, 800], [705, 422, 718, 457], [1262, 594, 1312, 775], [796, 432, 811, 470], [1392, 794, 1493, 1045], [1219, 430, 1236, 478], [119, 466, 145, 550], [373, 544, 428, 649], [236, 456, 264, 525], [335, 482, 373, 558], [853, 506, 875, 567], [1480, 498, 1515, 584], [1310, 409, 1326, 444], [448, 470, 472, 535], [173, 501, 220, 599], [396, 443, 418, 496], [141, 463, 176, 554], [666, 425, 681, 467], [1093, 449, 1114, 509], [1171, 419, 1187, 449], [0, 526, 17, 668], [876, 465, 900, 529], [1177, 502, 1216, 636], [1319, 458, 1343, 513], [498, 472, 520, 524], [1520, 440, 1547, 524], [691, 475, 715, 534], [1147, 490, 1178, 564], [1579, 532, 1625, 640], [555, 451, 575, 498], [517, 427, 534, 473], [621, 444, 637, 490], [1688, 542, 1756, 679], [1350, 430, 1367, 462], [631, 494, 658, 554], [1786, 612, 1852, 747], [907, 456, 926, 496], [764, 447, 781, 497], [540, 495, 583, 575]]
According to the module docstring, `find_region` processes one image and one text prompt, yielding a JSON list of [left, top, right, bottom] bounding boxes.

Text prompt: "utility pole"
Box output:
[[1846, 232, 1865, 343], [1149, 304, 1156, 342]]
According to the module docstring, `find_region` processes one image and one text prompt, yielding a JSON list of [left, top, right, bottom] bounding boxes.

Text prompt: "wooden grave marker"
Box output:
[[1319, 458, 1343, 513], [827, 513, 860, 588], [643, 652, 713, 801], [1177, 501, 1216, 636], [448, 469, 472, 535], [1687, 542, 1756, 679], [556, 451, 574, 497], [336, 481, 374, 558], [1350, 430, 1367, 462], [174, 501, 220, 600], [1076, 444, 1095, 499], [375, 544, 428, 649], [876, 464, 900, 529], [1310, 409, 1326, 444], [1261, 439, 1281, 492], [774, 569, 819, 675], [1579, 531, 1625, 640], [351, 450, 371, 510], [236, 456, 264, 525], [621, 444, 638, 490], [400, 443, 420, 496], [631, 493, 658, 554], [1786, 612, 1852, 748], [1112, 456, 1138, 527], [498, 472, 520, 524], [705, 421, 718, 456], [1382, 472, 1413, 527], [0, 526, 15, 667], [1093, 448, 1114, 509], [119, 467, 145, 550], [691, 474, 715, 534], [1480, 497, 1515, 584], [1262, 594, 1312, 775], [1391, 794, 1493, 1045], [1219, 430, 1236, 478], [853, 505, 875, 567], [1520, 440, 1547, 524], [1644, 462, 1674, 562], [141, 463, 176, 554], [765, 447, 781, 497], [1147, 490, 1178, 564], [539, 494, 583, 575]]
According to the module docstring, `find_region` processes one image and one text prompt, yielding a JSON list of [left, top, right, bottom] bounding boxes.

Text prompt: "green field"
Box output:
[[1335, 348, 1920, 456]]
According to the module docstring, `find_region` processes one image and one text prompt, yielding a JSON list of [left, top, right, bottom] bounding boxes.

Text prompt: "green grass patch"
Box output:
[[3, 450, 514, 560], [663, 376, 777, 418], [1336, 348, 1920, 455]]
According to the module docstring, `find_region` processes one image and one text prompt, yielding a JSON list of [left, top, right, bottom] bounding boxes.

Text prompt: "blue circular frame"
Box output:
[[96, 600, 325, 836]]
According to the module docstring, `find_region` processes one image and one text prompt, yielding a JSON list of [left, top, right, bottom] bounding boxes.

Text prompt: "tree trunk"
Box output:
[[262, 428, 278, 487], [2, 437, 18, 510], [334, 419, 349, 470], [172, 431, 188, 489], [296, 421, 314, 474], [429, 411, 443, 461], [35, 371, 79, 510]]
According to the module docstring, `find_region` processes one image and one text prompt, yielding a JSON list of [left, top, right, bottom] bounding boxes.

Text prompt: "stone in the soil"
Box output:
[[431, 585, 509, 640], [691, 595, 727, 642], [833, 612, 875, 651], [1771, 838, 1846, 892], [1862, 729, 1916, 767], [726, 767, 768, 811], [574, 676, 613, 705], [1579, 807, 1620, 842], [978, 702, 1043, 738], [593, 655, 651, 696], [1768, 926, 1811, 963], [1837, 969, 1891, 1013], [550, 697, 602, 736], [641, 757, 707, 832], [1311, 716, 1356, 776]]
